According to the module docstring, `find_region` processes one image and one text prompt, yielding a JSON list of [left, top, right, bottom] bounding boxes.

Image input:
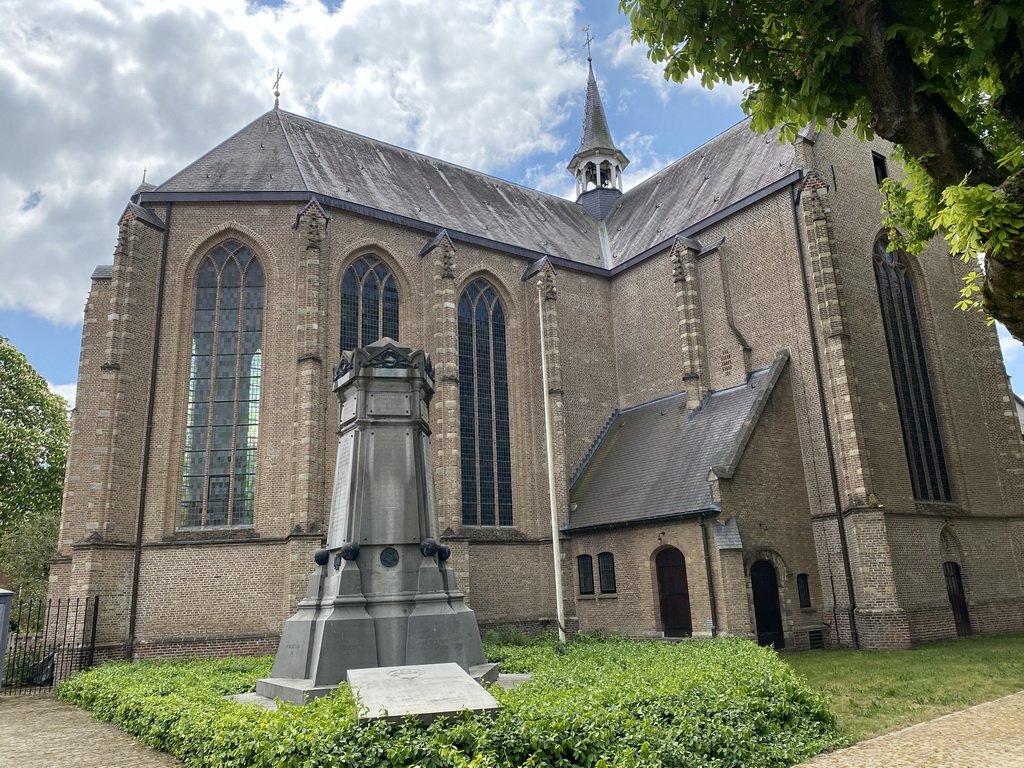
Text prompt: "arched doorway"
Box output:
[[943, 561, 972, 637], [656, 547, 692, 637], [750, 559, 785, 648]]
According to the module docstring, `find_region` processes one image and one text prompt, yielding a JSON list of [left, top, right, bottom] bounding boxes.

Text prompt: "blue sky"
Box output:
[[2, 0, 1021, 406]]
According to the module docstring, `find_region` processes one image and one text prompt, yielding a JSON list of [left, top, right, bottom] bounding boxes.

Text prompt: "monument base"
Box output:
[[348, 663, 502, 724]]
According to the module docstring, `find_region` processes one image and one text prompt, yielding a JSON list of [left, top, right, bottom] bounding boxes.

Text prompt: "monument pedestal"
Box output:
[[258, 340, 489, 705]]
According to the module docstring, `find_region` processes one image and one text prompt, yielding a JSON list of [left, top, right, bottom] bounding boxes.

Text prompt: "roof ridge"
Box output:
[[278, 110, 592, 213], [277, 109, 311, 190], [154, 110, 307, 192]]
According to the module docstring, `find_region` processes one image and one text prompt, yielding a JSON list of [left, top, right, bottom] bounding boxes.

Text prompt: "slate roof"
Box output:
[[604, 119, 797, 267], [567, 351, 790, 532], [155, 109, 604, 268], [574, 62, 619, 157], [147, 103, 799, 269]]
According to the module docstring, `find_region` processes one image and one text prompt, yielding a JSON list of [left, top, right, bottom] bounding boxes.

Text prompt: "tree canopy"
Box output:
[[0, 336, 69, 529], [621, 0, 1024, 340]]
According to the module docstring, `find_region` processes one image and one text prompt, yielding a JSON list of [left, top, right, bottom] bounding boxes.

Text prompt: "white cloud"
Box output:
[[0, 0, 584, 324], [606, 26, 747, 106], [47, 382, 77, 410]]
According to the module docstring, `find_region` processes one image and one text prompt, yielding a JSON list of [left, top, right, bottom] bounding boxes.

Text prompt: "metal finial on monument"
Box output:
[[273, 68, 283, 109], [582, 25, 595, 62]]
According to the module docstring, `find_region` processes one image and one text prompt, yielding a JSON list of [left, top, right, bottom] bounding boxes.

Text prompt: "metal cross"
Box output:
[[582, 26, 595, 59], [272, 69, 283, 96]]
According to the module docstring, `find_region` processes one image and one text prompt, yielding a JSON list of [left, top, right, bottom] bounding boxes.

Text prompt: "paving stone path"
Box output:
[[2, 689, 1022, 767], [798, 690, 1024, 767], [0, 694, 183, 768]]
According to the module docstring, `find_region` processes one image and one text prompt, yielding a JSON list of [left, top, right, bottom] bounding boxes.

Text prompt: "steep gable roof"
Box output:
[[155, 109, 604, 268], [605, 119, 798, 266], [567, 351, 789, 532], [149, 109, 802, 272]]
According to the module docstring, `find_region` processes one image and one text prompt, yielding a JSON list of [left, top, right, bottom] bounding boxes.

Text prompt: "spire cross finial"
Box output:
[[273, 69, 283, 108], [142, 166, 147, 184], [582, 26, 594, 62]]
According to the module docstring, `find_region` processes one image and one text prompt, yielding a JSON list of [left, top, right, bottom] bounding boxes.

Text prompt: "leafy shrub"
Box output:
[[58, 638, 842, 767]]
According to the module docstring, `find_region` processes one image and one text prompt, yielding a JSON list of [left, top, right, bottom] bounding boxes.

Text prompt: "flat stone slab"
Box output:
[[495, 673, 532, 689], [348, 662, 501, 724], [227, 692, 280, 710], [255, 677, 339, 705]]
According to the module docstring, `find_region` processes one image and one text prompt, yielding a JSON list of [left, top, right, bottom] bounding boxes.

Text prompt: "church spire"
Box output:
[[568, 61, 629, 215]]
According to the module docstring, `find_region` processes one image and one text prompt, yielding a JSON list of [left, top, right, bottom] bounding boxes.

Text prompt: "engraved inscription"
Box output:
[[327, 431, 355, 548], [368, 392, 411, 416]]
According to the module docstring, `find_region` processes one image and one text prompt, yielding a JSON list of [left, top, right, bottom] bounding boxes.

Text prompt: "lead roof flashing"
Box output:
[[120, 202, 165, 231], [563, 507, 720, 535], [292, 198, 331, 229], [521, 255, 558, 281], [418, 229, 457, 258]]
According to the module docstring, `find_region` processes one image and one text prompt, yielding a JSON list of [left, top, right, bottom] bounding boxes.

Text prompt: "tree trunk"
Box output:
[[838, 0, 1004, 189], [983, 170, 1024, 342]]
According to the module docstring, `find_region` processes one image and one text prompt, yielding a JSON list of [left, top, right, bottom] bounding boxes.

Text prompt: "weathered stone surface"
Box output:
[[348, 663, 501, 724], [259, 340, 486, 703]]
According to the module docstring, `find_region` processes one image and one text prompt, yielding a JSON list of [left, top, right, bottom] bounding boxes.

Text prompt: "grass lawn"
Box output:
[[781, 633, 1024, 742]]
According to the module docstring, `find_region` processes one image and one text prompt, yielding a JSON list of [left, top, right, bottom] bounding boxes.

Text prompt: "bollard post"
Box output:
[[0, 589, 13, 691]]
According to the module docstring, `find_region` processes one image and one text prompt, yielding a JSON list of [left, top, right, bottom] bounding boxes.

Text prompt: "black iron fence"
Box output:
[[1, 597, 99, 695]]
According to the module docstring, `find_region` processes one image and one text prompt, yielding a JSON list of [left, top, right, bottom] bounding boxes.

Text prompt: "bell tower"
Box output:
[[567, 60, 629, 220]]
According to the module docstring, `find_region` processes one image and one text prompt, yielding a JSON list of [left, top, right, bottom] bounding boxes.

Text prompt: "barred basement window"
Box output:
[[873, 237, 952, 502], [458, 280, 513, 526], [180, 241, 264, 528], [340, 255, 399, 351], [577, 555, 595, 595], [797, 573, 812, 608], [598, 552, 617, 594]]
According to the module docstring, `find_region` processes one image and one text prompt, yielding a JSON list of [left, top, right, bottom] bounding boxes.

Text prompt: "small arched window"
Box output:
[[873, 236, 951, 502], [180, 241, 264, 528], [458, 280, 512, 526], [577, 555, 595, 595], [340, 255, 399, 351], [598, 552, 617, 594], [797, 573, 812, 608]]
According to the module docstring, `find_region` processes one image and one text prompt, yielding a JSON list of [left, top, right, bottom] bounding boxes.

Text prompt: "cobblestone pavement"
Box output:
[[0, 694, 183, 768], [798, 690, 1024, 767], [2, 689, 1022, 767]]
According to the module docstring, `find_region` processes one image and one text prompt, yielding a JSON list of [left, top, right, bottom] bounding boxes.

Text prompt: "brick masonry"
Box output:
[[50, 123, 1024, 658]]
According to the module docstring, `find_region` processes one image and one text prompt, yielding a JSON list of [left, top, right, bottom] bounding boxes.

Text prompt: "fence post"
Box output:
[[0, 589, 12, 689]]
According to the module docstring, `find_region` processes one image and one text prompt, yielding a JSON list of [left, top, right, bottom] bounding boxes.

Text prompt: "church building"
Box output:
[[51, 64, 1024, 659]]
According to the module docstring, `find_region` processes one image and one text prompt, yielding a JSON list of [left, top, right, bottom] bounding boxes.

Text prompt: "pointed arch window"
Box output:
[[340, 255, 399, 351], [873, 237, 951, 502], [458, 280, 512, 526], [180, 241, 264, 528]]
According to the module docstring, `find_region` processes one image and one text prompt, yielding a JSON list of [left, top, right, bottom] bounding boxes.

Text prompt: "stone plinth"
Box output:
[[258, 340, 486, 703]]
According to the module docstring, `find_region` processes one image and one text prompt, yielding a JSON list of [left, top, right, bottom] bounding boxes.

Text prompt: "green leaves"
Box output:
[[0, 336, 69, 530], [58, 638, 842, 768]]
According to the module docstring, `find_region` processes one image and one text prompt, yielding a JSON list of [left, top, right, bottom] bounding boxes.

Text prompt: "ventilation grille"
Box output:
[[808, 629, 825, 650]]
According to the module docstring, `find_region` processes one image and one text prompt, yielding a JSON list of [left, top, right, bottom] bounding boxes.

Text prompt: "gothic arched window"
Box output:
[[340, 255, 399, 351], [458, 280, 512, 526], [180, 241, 264, 528], [873, 236, 951, 502]]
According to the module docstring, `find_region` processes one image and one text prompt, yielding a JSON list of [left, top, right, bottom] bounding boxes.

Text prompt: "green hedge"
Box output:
[[58, 637, 841, 767]]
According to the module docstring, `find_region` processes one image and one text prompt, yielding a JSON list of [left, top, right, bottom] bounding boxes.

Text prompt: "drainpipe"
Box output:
[[790, 183, 859, 649], [699, 514, 719, 637], [127, 202, 172, 659], [537, 282, 566, 643]]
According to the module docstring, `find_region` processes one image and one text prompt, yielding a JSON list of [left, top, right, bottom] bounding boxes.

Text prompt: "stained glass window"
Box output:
[[340, 255, 399, 351], [577, 555, 595, 595], [180, 241, 264, 527], [873, 237, 952, 502], [458, 280, 513, 526], [598, 552, 616, 594]]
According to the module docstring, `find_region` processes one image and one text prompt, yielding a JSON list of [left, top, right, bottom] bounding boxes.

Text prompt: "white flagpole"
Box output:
[[538, 279, 566, 643]]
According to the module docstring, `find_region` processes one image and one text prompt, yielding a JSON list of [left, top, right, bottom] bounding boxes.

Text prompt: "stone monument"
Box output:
[[256, 339, 488, 705]]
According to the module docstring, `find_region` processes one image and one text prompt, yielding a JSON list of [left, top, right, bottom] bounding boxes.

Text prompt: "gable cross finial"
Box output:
[[582, 26, 594, 62], [273, 68, 283, 109]]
